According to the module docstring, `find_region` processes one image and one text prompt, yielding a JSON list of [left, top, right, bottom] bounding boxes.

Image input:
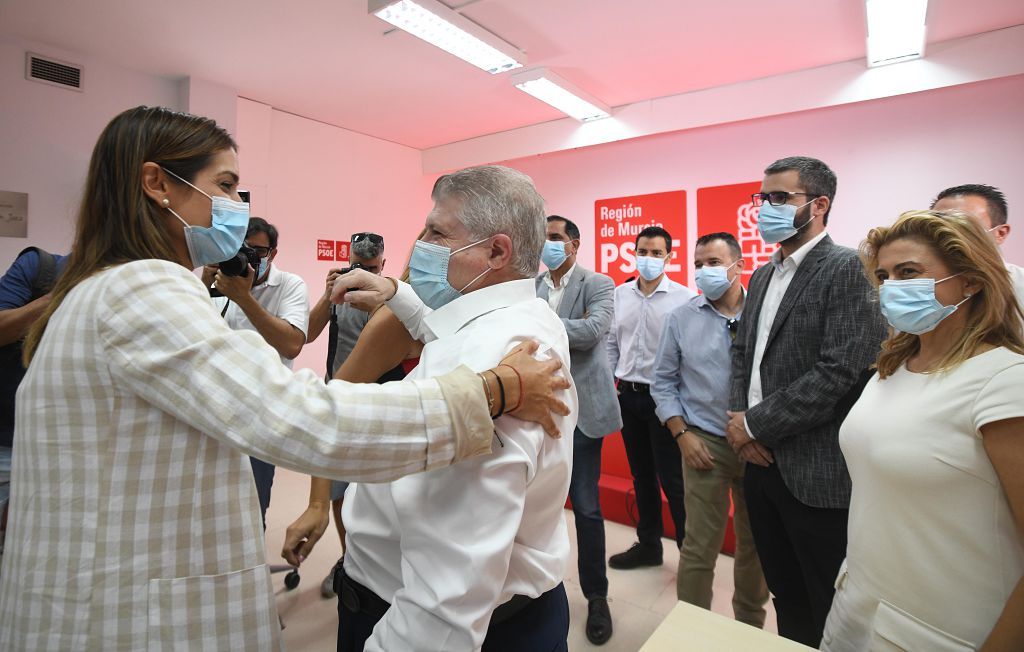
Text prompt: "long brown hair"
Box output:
[[861, 209, 1024, 378], [23, 106, 236, 363]]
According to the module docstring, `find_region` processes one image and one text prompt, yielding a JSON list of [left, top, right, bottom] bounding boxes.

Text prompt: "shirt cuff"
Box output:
[[387, 281, 420, 322], [743, 415, 756, 440], [434, 365, 493, 463]]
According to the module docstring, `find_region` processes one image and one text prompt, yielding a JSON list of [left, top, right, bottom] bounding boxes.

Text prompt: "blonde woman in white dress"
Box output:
[[821, 210, 1024, 652]]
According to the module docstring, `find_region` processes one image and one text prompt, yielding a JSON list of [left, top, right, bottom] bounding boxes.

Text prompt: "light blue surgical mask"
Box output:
[[636, 255, 666, 281], [878, 273, 972, 335], [161, 167, 250, 268], [756, 199, 816, 244], [257, 256, 270, 280], [408, 238, 491, 309], [695, 261, 739, 300], [541, 240, 569, 270]]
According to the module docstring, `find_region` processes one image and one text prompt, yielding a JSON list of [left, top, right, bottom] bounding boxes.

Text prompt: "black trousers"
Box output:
[[337, 569, 569, 652], [617, 386, 686, 549], [249, 457, 275, 530], [743, 462, 848, 648]]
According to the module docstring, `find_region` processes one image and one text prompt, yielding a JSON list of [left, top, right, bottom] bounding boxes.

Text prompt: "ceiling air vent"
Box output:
[[25, 53, 83, 91]]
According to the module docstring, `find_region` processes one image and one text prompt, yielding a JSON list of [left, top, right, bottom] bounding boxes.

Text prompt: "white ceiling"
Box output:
[[2, 0, 1022, 149]]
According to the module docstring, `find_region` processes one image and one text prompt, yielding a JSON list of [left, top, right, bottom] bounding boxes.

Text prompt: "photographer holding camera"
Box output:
[[204, 216, 310, 528]]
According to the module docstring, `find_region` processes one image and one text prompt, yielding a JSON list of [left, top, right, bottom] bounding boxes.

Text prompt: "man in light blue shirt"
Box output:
[[652, 232, 768, 627], [606, 226, 695, 569]]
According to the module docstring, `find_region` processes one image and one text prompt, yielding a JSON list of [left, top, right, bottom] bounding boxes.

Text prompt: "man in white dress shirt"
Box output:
[[333, 165, 578, 652], [606, 226, 695, 569], [931, 184, 1024, 307]]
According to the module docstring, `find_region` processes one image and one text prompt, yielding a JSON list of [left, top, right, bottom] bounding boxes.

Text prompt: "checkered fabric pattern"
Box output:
[[0, 259, 491, 650]]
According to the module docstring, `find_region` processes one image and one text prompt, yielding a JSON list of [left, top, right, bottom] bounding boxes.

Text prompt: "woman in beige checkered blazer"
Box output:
[[0, 106, 569, 651]]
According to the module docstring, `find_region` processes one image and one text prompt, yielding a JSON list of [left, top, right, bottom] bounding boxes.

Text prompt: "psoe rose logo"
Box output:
[[736, 202, 777, 275]]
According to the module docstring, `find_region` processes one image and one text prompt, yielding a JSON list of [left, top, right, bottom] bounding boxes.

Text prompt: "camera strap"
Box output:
[[220, 299, 231, 318]]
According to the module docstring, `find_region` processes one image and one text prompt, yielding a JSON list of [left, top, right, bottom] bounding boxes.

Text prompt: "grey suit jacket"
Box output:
[[729, 235, 886, 509], [537, 266, 622, 438]]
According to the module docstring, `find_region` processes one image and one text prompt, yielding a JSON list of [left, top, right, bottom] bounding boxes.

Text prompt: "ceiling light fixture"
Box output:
[[510, 68, 611, 122], [865, 0, 928, 67], [369, 0, 525, 74]]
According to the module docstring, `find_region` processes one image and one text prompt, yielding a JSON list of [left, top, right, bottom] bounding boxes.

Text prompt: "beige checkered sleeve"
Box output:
[[102, 260, 492, 482]]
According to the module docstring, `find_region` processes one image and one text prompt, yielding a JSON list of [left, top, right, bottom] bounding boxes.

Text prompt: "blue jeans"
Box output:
[[568, 429, 608, 599]]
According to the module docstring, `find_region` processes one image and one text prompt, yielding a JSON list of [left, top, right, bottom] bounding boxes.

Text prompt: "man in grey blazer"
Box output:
[[537, 215, 620, 646], [725, 157, 885, 648]]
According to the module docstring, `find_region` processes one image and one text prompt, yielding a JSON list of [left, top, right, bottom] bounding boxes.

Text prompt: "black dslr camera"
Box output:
[[219, 245, 262, 278], [209, 245, 262, 297]]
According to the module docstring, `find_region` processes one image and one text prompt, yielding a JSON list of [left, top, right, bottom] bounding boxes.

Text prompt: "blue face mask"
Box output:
[[878, 273, 972, 335], [756, 199, 816, 244], [162, 168, 250, 268], [541, 241, 569, 270], [408, 238, 491, 309], [257, 256, 270, 280], [636, 255, 666, 281], [695, 261, 739, 300]]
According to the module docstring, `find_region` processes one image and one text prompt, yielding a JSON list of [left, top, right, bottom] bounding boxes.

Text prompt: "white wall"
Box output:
[[236, 98, 431, 374], [497, 74, 1024, 284], [0, 35, 181, 264]]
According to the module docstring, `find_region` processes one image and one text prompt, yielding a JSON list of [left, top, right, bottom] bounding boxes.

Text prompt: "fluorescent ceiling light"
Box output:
[[369, 0, 525, 74], [865, 0, 928, 67], [511, 68, 611, 122]]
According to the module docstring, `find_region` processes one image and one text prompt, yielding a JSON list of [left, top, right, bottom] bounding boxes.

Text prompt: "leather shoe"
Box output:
[[586, 597, 613, 645], [608, 542, 662, 569]]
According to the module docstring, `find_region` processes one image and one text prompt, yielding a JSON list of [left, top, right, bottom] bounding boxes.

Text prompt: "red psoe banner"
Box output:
[[595, 190, 687, 286], [317, 239, 335, 261], [696, 182, 777, 287]]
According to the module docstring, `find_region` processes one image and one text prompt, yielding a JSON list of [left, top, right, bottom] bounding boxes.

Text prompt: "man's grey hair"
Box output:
[[351, 238, 383, 260], [432, 165, 546, 278]]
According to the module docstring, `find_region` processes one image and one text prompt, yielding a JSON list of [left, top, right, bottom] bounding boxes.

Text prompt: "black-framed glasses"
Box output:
[[351, 232, 384, 245], [246, 244, 272, 257], [726, 318, 739, 340], [751, 191, 817, 207]]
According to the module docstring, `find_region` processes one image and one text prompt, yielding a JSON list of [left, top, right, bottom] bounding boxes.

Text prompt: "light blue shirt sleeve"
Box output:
[[652, 311, 686, 425]]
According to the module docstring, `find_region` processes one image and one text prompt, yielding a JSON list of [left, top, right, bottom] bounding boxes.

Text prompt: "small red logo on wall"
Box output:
[[336, 241, 350, 262], [696, 181, 778, 287], [317, 239, 335, 261]]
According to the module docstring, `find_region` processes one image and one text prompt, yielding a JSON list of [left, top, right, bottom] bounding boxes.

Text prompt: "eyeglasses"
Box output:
[[351, 232, 384, 245], [751, 191, 817, 207], [246, 244, 272, 257], [726, 318, 739, 340]]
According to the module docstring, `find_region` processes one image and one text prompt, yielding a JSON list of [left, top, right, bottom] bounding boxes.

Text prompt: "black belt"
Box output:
[[619, 380, 649, 393], [336, 563, 534, 626]]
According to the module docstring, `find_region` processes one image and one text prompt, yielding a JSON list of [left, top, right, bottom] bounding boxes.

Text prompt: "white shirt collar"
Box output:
[[254, 263, 282, 288], [772, 230, 828, 273], [631, 273, 674, 296], [543, 263, 576, 290], [424, 278, 538, 338]]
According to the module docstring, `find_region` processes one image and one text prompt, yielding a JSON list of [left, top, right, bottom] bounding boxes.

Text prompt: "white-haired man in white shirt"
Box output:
[[328, 165, 578, 652]]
